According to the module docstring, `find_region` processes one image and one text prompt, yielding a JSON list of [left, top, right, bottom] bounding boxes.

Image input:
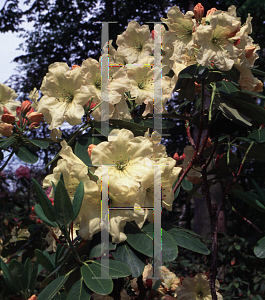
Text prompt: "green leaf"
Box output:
[[29, 260, 39, 294], [93, 120, 120, 136], [93, 259, 131, 277], [251, 179, 265, 206], [168, 228, 210, 255], [215, 97, 252, 126], [66, 278, 91, 300], [38, 275, 69, 300], [178, 64, 209, 79], [254, 236, 265, 258], [89, 231, 116, 259], [32, 178, 56, 222], [15, 146, 38, 163], [34, 204, 58, 227], [124, 222, 178, 262], [24, 257, 32, 290], [54, 180, 73, 226], [248, 129, 265, 143], [143, 119, 176, 130], [232, 95, 265, 125], [75, 130, 105, 167], [231, 189, 265, 213], [216, 81, 238, 97], [241, 89, 265, 100], [0, 137, 15, 149], [108, 119, 148, 132], [111, 242, 146, 278], [72, 181, 84, 221], [251, 67, 265, 77], [237, 143, 265, 161], [181, 177, 193, 191], [9, 259, 28, 292], [0, 258, 18, 292], [35, 249, 55, 273], [55, 244, 67, 268], [29, 139, 49, 149], [81, 263, 113, 295]]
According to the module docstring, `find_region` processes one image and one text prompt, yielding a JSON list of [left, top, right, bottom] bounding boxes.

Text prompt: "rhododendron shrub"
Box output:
[[1, 3, 265, 300]]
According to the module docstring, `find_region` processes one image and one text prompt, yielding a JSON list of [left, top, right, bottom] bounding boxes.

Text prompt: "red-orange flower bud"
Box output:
[[26, 112, 43, 123], [28, 294, 37, 300], [16, 106, 21, 117], [1, 113, 15, 124], [206, 7, 217, 21], [194, 3, 204, 21], [87, 144, 96, 157], [151, 30, 157, 40], [71, 65, 80, 70], [0, 123, 14, 137], [21, 100, 32, 114], [3, 107, 12, 115], [29, 122, 40, 130]]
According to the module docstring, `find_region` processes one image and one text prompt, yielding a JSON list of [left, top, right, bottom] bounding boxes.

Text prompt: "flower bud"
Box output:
[[71, 65, 80, 70], [206, 7, 217, 22], [151, 30, 157, 40], [173, 153, 180, 161], [21, 100, 32, 114], [202, 137, 212, 148], [1, 113, 15, 124], [0, 123, 14, 137], [87, 144, 96, 157], [29, 122, 40, 130], [26, 111, 43, 123], [16, 106, 21, 117], [194, 3, 204, 21]]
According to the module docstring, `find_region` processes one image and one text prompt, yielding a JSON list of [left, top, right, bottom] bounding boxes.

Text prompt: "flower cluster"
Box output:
[[0, 84, 43, 137], [43, 129, 181, 243]]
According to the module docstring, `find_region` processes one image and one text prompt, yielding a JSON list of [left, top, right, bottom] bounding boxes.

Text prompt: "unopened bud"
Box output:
[[180, 153, 186, 160], [173, 153, 180, 161], [29, 122, 40, 130], [16, 106, 21, 117], [21, 100, 32, 114], [0, 123, 13, 137], [26, 112, 43, 123], [206, 7, 217, 22], [194, 3, 204, 21], [146, 279, 153, 289], [71, 65, 80, 70], [87, 144, 96, 157], [1, 113, 15, 124], [151, 30, 157, 40]]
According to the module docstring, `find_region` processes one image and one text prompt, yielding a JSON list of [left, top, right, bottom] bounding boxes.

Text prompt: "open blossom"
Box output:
[[194, 7, 241, 71], [0, 84, 20, 119], [37, 62, 90, 130], [80, 57, 131, 121], [176, 273, 223, 300], [116, 21, 154, 64], [161, 6, 195, 64]]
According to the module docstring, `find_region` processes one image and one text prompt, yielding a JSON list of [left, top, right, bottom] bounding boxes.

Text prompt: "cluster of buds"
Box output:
[[0, 100, 43, 137]]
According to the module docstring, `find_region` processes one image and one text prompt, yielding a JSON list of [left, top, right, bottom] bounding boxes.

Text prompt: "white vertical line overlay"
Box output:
[[101, 22, 109, 137], [153, 22, 163, 136], [153, 164, 162, 279], [93, 22, 110, 279], [153, 23, 163, 279]]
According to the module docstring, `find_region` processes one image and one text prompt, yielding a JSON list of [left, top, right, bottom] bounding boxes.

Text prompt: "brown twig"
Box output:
[[185, 120, 195, 148]]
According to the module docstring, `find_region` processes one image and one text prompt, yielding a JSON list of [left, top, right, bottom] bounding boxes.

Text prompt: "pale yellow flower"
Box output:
[[38, 62, 90, 130], [161, 6, 195, 63], [0, 84, 20, 119], [194, 9, 241, 71], [116, 21, 154, 64], [176, 273, 223, 300]]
